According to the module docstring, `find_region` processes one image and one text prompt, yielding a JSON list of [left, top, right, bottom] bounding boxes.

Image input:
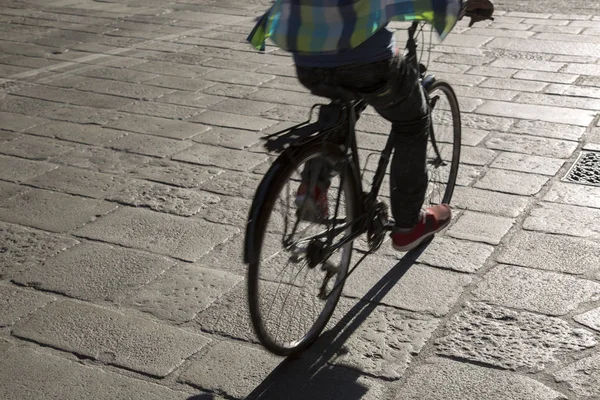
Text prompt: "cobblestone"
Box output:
[[395, 357, 567, 400], [129, 159, 221, 189], [474, 264, 600, 316], [436, 302, 596, 371], [13, 300, 211, 377]]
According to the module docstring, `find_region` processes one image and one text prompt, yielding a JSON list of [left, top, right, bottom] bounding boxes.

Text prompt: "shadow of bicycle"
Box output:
[[242, 243, 429, 400]]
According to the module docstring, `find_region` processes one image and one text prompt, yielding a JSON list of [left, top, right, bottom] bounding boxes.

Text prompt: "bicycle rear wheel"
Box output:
[[246, 141, 360, 356], [426, 79, 461, 206]]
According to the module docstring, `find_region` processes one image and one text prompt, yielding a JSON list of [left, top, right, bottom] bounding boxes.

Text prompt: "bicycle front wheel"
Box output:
[[426, 79, 461, 206], [246, 141, 360, 356]]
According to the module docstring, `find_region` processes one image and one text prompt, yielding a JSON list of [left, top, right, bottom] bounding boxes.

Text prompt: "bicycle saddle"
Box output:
[[463, 0, 495, 27], [310, 84, 361, 103]]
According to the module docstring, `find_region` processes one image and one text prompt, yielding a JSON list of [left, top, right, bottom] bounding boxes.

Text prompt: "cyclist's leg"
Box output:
[[359, 55, 430, 229]]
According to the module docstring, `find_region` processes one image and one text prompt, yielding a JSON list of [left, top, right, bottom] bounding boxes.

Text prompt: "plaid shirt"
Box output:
[[248, 0, 463, 53]]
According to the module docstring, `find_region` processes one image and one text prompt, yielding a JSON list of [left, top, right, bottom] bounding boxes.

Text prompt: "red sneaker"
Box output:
[[295, 183, 329, 222], [391, 204, 452, 251]]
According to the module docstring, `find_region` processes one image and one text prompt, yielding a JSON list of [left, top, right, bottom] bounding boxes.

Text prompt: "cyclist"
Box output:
[[248, 0, 494, 252]]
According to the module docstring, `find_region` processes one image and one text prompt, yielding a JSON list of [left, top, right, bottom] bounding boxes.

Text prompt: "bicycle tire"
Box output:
[[246, 141, 361, 356], [425, 79, 461, 206]]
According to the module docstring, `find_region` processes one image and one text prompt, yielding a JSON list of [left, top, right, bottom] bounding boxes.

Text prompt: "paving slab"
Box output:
[[105, 114, 210, 140], [107, 132, 193, 158], [0, 181, 27, 202], [0, 188, 117, 233], [394, 357, 567, 400], [122, 263, 242, 324], [574, 307, 600, 332], [498, 230, 600, 276], [179, 340, 282, 399], [14, 241, 175, 302], [173, 143, 269, 172], [53, 145, 151, 174], [451, 187, 529, 217], [12, 300, 211, 378], [343, 260, 472, 317], [74, 207, 238, 262], [118, 100, 203, 120], [509, 119, 587, 141], [24, 166, 127, 199], [191, 126, 263, 150], [474, 168, 550, 195], [554, 352, 600, 398], [0, 347, 194, 400], [24, 120, 127, 145], [543, 181, 600, 209], [327, 302, 439, 380], [447, 211, 515, 245], [0, 154, 56, 182], [485, 132, 578, 159], [0, 133, 77, 160], [477, 101, 595, 126], [436, 302, 596, 371], [129, 158, 221, 189], [491, 152, 566, 176], [106, 179, 220, 217], [524, 202, 600, 239], [0, 221, 79, 279], [0, 282, 55, 327], [473, 264, 600, 316]]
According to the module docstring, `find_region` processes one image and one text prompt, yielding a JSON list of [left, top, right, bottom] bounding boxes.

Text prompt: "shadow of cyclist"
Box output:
[[244, 241, 430, 400]]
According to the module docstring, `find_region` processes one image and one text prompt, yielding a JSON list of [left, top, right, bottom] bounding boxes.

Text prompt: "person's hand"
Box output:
[[463, 0, 495, 27]]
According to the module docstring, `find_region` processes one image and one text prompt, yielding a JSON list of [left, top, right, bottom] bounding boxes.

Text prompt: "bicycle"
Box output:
[[243, 21, 462, 357]]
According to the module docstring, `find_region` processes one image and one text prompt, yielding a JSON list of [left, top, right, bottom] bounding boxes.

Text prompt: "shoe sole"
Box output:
[[295, 196, 327, 223], [391, 220, 451, 252]]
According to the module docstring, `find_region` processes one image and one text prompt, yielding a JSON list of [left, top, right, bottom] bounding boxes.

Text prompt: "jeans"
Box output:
[[296, 54, 429, 228]]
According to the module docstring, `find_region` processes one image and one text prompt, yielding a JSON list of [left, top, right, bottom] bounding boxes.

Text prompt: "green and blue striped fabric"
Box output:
[[248, 0, 463, 53]]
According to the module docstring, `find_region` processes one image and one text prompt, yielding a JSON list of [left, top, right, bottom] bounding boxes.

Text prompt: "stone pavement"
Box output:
[[1, 0, 600, 399]]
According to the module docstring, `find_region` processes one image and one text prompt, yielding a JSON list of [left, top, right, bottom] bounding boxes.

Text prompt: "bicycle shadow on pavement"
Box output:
[[245, 241, 431, 400]]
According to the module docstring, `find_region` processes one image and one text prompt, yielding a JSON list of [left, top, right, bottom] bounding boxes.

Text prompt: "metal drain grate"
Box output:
[[563, 151, 600, 186]]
